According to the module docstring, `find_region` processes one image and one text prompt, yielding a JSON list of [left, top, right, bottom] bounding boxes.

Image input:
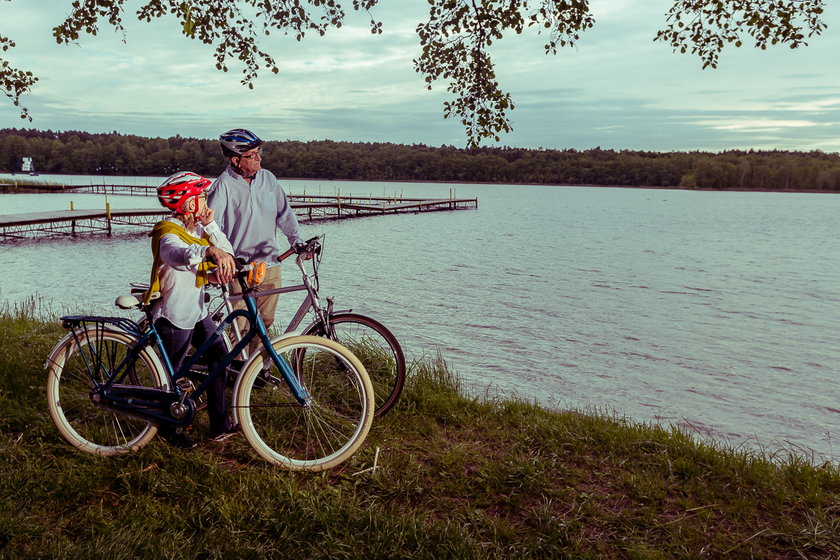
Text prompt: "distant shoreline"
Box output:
[[316, 177, 837, 195], [4, 131, 840, 192], [1, 174, 837, 195]]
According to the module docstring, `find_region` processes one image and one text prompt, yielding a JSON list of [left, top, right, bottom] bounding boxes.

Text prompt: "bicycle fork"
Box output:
[[222, 303, 312, 407]]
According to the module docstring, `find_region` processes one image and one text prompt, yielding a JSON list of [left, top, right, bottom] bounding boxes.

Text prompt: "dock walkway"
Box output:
[[0, 194, 477, 240]]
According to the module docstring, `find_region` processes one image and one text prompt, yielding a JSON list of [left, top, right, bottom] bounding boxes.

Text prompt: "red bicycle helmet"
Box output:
[[157, 171, 211, 214]]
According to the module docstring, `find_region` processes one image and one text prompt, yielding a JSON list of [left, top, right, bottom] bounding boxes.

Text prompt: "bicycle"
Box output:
[[45, 258, 375, 472], [195, 235, 406, 418]]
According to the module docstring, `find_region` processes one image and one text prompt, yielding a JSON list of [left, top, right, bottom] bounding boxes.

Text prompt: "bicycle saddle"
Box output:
[[115, 292, 160, 310]]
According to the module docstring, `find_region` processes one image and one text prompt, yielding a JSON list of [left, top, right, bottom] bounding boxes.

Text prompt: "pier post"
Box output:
[[106, 202, 112, 236]]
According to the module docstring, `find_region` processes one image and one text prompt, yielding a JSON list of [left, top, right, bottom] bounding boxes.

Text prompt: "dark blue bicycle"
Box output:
[[45, 258, 374, 471]]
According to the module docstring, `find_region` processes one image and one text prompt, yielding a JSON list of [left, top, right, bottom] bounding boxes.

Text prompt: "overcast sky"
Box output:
[[1, 0, 839, 152]]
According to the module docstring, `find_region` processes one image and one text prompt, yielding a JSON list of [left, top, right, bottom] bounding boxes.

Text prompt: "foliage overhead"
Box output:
[[655, 0, 827, 69], [1, 13, 37, 120], [415, 0, 594, 145], [0, 0, 828, 146]]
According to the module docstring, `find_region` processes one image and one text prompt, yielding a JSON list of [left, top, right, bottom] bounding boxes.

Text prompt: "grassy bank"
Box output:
[[0, 306, 837, 559]]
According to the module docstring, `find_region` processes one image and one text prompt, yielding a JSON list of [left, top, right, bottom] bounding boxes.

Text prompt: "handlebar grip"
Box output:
[[278, 247, 295, 262], [278, 236, 321, 262]]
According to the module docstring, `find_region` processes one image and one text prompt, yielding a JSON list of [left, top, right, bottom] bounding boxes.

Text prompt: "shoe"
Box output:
[[208, 424, 241, 443]]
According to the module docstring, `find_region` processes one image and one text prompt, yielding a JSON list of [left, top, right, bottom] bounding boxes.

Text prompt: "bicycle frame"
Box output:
[[219, 274, 335, 336], [207, 240, 348, 354], [62, 272, 312, 428]]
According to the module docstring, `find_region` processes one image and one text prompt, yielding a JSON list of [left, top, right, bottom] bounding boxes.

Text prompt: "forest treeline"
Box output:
[[2, 128, 840, 191]]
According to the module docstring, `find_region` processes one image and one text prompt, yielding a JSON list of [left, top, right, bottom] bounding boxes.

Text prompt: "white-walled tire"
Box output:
[[46, 328, 168, 456], [234, 335, 374, 471]]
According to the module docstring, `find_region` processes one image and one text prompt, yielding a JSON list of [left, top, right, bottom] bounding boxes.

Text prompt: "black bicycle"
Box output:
[[46, 259, 375, 471]]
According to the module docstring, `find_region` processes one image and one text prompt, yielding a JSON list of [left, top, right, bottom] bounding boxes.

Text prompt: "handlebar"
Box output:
[[202, 235, 322, 290], [278, 236, 321, 263]]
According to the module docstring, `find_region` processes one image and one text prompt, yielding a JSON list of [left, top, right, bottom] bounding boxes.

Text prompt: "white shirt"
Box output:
[[208, 166, 303, 261], [151, 217, 234, 329]]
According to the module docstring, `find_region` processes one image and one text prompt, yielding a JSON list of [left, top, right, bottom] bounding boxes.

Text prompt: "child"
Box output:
[[145, 171, 239, 448]]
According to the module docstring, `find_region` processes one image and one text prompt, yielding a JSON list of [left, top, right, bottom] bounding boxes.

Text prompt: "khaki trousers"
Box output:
[[228, 265, 282, 358]]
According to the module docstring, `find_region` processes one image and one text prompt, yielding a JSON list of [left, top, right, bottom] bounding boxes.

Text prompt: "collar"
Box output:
[[227, 164, 258, 182]]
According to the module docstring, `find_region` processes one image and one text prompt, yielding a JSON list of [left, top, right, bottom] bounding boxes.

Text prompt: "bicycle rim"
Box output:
[[303, 313, 406, 417], [234, 335, 374, 471], [46, 328, 167, 456]]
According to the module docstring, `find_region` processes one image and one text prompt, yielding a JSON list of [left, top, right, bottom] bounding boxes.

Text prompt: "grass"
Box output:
[[0, 178, 63, 192], [1, 303, 838, 559]]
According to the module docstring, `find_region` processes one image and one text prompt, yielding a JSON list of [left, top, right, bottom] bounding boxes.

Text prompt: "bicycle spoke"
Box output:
[[236, 336, 373, 471], [47, 328, 167, 456], [304, 314, 405, 417]]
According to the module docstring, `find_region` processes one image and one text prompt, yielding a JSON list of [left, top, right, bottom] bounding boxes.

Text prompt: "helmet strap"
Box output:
[[231, 160, 257, 181], [177, 194, 202, 220]]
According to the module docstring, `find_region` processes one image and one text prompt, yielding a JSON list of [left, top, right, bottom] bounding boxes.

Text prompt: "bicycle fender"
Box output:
[[44, 331, 76, 370], [44, 327, 169, 391], [300, 312, 351, 336]]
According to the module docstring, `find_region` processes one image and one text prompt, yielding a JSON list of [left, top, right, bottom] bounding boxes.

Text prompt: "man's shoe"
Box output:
[[208, 424, 241, 443]]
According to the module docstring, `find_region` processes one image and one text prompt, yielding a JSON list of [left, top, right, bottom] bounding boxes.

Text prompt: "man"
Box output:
[[207, 128, 304, 347]]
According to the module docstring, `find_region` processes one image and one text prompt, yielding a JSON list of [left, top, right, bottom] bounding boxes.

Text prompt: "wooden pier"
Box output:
[[288, 194, 477, 221], [0, 208, 165, 239], [0, 194, 478, 240]]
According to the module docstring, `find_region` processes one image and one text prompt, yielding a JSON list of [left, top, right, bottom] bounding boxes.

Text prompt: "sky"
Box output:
[[1, 0, 839, 152]]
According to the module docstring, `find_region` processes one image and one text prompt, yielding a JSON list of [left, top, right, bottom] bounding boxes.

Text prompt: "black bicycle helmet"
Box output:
[[219, 128, 264, 157]]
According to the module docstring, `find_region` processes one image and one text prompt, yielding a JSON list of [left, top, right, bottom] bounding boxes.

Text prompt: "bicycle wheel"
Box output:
[[46, 328, 168, 456], [234, 335, 374, 471], [302, 313, 406, 417]]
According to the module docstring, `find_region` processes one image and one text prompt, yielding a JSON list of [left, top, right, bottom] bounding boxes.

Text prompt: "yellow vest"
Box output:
[[144, 220, 214, 304]]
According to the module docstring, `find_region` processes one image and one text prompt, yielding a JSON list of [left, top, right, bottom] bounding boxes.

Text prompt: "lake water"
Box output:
[[2, 174, 838, 461]]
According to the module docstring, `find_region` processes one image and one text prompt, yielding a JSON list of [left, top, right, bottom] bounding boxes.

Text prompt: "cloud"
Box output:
[[688, 118, 823, 132]]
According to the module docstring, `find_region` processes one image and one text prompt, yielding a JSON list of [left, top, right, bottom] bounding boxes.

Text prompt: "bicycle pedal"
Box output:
[[253, 367, 280, 389], [175, 378, 195, 393]]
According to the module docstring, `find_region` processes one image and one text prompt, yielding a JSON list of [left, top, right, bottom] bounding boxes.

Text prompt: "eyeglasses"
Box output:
[[239, 149, 263, 160]]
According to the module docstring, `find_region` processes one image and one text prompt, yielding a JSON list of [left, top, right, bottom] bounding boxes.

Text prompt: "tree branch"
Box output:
[[415, 0, 593, 147], [0, 0, 828, 145], [0, 34, 37, 120], [655, 0, 826, 69]]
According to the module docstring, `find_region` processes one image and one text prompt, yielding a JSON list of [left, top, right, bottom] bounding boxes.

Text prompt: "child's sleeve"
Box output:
[[159, 233, 207, 270], [202, 221, 235, 257]]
